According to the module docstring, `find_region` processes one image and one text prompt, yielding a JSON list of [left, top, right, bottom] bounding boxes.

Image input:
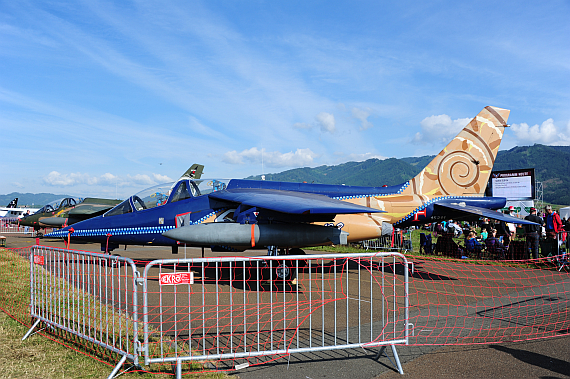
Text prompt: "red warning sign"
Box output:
[[159, 272, 194, 285], [33, 255, 44, 265]]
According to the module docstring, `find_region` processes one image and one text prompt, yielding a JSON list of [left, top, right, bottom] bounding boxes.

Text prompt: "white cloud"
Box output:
[[412, 114, 471, 145], [294, 112, 337, 133], [351, 107, 373, 131], [44, 171, 91, 186], [316, 112, 336, 133], [153, 173, 173, 182], [126, 174, 155, 186], [510, 118, 570, 145], [100, 173, 118, 183], [43, 171, 172, 187], [223, 147, 318, 167]]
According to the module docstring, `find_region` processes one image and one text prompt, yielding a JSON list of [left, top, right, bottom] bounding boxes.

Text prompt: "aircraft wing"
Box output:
[[209, 188, 383, 215], [434, 203, 539, 225]]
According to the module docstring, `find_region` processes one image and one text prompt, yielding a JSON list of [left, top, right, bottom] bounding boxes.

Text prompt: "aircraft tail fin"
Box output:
[[408, 106, 510, 198], [180, 164, 205, 180], [7, 198, 18, 208]]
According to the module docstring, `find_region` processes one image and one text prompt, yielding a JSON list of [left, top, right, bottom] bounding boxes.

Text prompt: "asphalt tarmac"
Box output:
[[2, 233, 569, 378]]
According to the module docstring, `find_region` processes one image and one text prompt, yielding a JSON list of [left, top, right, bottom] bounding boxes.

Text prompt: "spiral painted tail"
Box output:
[[407, 106, 510, 198]]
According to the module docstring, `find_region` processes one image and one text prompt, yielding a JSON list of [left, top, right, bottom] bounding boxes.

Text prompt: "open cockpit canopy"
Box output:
[[103, 179, 230, 217], [37, 197, 83, 214]]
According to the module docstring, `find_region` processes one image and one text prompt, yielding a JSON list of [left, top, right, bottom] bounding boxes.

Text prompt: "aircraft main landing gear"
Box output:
[[266, 246, 307, 282]]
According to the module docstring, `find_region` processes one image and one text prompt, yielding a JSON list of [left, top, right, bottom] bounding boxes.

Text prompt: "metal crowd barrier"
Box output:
[[0, 218, 35, 235], [23, 246, 141, 378], [361, 229, 412, 252], [541, 230, 569, 271], [141, 253, 411, 377], [21, 247, 410, 378]]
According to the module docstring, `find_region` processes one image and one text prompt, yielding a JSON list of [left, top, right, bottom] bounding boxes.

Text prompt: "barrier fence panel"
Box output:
[[0, 218, 35, 235], [23, 246, 142, 377], [0, 246, 33, 319], [542, 231, 569, 271], [361, 229, 412, 252], [406, 255, 570, 346], [141, 252, 410, 377]]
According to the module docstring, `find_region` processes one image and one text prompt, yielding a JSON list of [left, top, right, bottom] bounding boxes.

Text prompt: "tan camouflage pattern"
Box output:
[[405, 106, 509, 198], [332, 106, 510, 242]]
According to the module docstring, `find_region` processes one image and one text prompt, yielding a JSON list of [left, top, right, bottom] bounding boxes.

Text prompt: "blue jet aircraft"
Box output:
[[46, 106, 537, 259]]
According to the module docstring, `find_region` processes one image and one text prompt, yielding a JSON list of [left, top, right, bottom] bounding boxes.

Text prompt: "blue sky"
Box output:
[[1, 1, 569, 199]]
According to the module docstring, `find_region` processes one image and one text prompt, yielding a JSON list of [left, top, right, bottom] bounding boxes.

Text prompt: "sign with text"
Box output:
[[33, 255, 44, 265], [159, 272, 194, 285], [486, 168, 535, 200]]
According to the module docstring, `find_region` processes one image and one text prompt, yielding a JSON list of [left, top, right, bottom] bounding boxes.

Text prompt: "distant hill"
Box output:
[[250, 158, 419, 187], [0, 192, 73, 208], [247, 144, 570, 205]]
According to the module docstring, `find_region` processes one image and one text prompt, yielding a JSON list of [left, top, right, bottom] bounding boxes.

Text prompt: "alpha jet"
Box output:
[[19, 197, 84, 234], [46, 106, 537, 256], [40, 198, 123, 228], [40, 164, 205, 228]]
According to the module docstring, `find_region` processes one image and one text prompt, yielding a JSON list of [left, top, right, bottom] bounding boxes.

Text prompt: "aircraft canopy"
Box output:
[[103, 179, 230, 217], [37, 197, 83, 214]]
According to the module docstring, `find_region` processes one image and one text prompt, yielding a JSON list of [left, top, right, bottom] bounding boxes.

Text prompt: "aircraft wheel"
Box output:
[[275, 261, 295, 281]]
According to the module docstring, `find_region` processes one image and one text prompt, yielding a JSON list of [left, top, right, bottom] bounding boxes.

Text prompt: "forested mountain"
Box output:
[[250, 158, 419, 187], [248, 144, 570, 205]]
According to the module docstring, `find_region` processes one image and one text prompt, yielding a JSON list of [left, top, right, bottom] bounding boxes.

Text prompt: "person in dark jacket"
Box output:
[[496, 219, 512, 249], [524, 207, 542, 259], [465, 231, 483, 257], [485, 229, 505, 259]]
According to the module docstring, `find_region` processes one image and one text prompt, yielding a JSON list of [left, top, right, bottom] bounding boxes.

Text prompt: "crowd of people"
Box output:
[[423, 205, 570, 260]]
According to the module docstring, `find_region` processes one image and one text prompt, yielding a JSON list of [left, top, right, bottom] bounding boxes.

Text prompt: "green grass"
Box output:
[[0, 248, 228, 379]]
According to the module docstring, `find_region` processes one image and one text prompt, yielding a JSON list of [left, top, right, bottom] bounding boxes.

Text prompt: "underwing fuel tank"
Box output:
[[162, 223, 348, 247]]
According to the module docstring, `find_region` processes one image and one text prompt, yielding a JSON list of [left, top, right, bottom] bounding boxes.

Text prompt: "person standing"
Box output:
[[524, 207, 542, 259], [506, 205, 517, 242], [497, 217, 513, 249], [544, 205, 563, 257]]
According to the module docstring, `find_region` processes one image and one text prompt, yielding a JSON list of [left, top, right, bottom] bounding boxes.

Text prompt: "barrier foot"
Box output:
[[107, 354, 128, 379], [22, 318, 41, 341], [176, 359, 182, 379], [375, 344, 404, 375]]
